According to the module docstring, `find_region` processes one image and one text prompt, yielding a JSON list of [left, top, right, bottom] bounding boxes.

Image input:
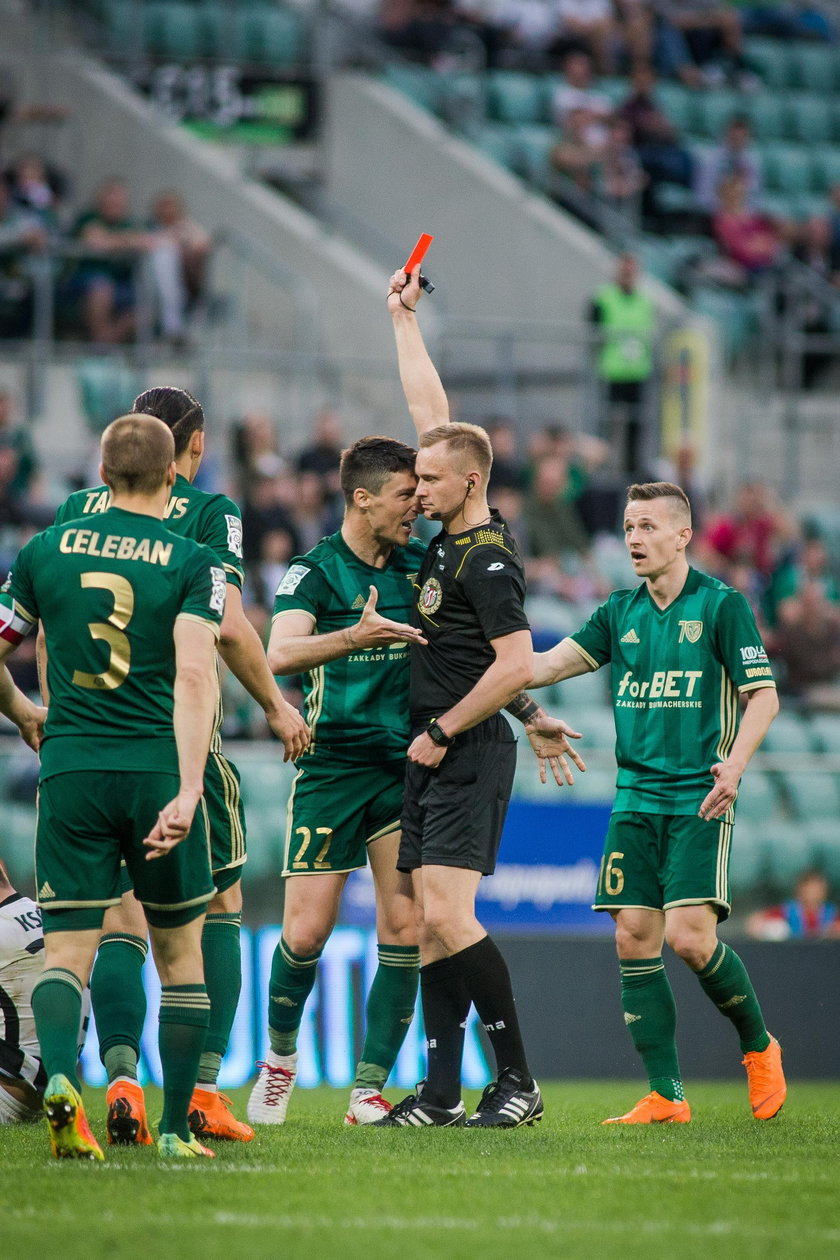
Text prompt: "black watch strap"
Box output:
[[427, 719, 453, 747]]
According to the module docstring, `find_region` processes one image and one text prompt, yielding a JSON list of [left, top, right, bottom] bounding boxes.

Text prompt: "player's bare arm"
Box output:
[[268, 586, 426, 675], [506, 691, 587, 787], [407, 628, 533, 768], [144, 617, 219, 859], [699, 684, 779, 821], [387, 268, 449, 436], [530, 637, 596, 688], [217, 580, 309, 761], [0, 650, 47, 752]]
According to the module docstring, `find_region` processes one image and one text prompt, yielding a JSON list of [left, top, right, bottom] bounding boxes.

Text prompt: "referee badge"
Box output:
[[419, 576, 443, 615]]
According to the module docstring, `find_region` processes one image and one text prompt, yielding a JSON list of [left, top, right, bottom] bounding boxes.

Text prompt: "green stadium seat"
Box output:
[[691, 287, 759, 357], [728, 820, 767, 892], [763, 823, 819, 888], [440, 73, 487, 130], [577, 710, 617, 752], [472, 125, 517, 171], [382, 65, 443, 115], [513, 124, 555, 186], [552, 664, 611, 710], [146, 3, 202, 59], [487, 72, 542, 124], [787, 96, 834, 145], [103, 0, 146, 51], [655, 83, 696, 134], [76, 360, 140, 433], [745, 38, 793, 91], [789, 45, 838, 94], [237, 8, 308, 66], [808, 714, 840, 753], [761, 710, 819, 755], [804, 820, 840, 884], [781, 771, 840, 819], [743, 95, 788, 144], [199, 4, 248, 59], [763, 144, 815, 194], [759, 191, 800, 220], [692, 91, 742, 140], [735, 770, 782, 822], [811, 146, 840, 194], [597, 77, 630, 106]]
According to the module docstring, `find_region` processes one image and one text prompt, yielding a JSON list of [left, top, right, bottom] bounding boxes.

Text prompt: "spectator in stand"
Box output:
[[654, 0, 755, 88], [6, 153, 63, 232], [551, 106, 605, 198], [765, 535, 840, 628], [0, 178, 45, 338], [598, 117, 647, 218], [486, 418, 526, 490], [523, 452, 594, 598], [496, 0, 563, 66], [241, 472, 301, 567], [249, 524, 298, 616], [551, 51, 612, 147], [0, 388, 38, 510], [550, 0, 619, 74], [70, 178, 188, 343], [697, 480, 789, 583], [771, 580, 840, 708], [296, 407, 343, 500], [231, 410, 286, 502], [747, 870, 840, 942], [695, 115, 762, 216], [618, 64, 693, 222], [150, 190, 213, 311], [377, 0, 457, 64], [710, 173, 784, 285]]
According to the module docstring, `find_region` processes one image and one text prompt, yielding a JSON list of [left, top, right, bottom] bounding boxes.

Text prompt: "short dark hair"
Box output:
[[101, 414, 175, 495], [420, 422, 493, 479], [133, 386, 204, 457], [627, 480, 692, 524], [340, 436, 417, 505]]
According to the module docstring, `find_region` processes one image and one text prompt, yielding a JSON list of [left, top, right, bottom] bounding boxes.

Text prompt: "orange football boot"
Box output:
[[743, 1035, 787, 1119], [106, 1078, 153, 1146], [188, 1088, 255, 1142], [602, 1090, 692, 1125]]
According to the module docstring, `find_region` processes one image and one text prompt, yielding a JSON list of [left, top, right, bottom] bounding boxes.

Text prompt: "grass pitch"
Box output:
[[1, 1081, 838, 1259]]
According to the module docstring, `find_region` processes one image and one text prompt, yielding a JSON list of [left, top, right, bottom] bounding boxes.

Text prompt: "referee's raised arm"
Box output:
[[387, 268, 449, 437]]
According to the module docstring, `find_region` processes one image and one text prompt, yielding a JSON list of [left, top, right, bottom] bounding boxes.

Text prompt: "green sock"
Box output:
[[619, 958, 685, 1103], [90, 933, 148, 1083], [267, 936, 321, 1057], [695, 942, 770, 1053], [355, 944, 420, 1090], [158, 984, 210, 1140], [199, 913, 242, 1086], [31, 968, 85, 1090]]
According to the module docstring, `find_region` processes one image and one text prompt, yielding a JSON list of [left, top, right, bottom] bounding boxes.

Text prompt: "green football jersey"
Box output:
[[0, 507, 225, 779], [55, 474, 244, 590], [55, 474, 244, 754], [273, 532, 426, 761], [567, 567, 776, 815]]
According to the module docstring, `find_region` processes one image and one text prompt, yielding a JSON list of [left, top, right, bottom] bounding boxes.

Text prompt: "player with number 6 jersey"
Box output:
[[529, 482, 785, 1126]]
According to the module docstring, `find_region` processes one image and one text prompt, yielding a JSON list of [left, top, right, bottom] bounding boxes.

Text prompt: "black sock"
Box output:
[[449, 935, 532, 1086], [419, 956, 471, 1109]]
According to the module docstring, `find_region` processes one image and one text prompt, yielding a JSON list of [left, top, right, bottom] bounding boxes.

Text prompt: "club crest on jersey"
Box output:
[[678, 620, 703, 643], [419, 576, 443, 615]]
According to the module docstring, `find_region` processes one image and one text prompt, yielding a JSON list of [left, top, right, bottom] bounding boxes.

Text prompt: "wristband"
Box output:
[[427, 719, 453, 747]]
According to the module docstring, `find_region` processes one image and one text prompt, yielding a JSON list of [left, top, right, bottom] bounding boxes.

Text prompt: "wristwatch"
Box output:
[[427, 719, 453, 747]]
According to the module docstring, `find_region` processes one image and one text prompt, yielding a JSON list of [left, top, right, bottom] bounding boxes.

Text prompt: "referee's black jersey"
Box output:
[[409, 509, 530, 719]]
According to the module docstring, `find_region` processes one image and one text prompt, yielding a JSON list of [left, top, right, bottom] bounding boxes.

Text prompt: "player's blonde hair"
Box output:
[[627, 481, 692, 526], [101, 414, 175, 496], [420, 423, 493, 480]]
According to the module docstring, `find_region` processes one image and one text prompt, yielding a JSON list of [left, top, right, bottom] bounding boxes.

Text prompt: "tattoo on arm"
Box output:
[[505, 691, 545, 725]]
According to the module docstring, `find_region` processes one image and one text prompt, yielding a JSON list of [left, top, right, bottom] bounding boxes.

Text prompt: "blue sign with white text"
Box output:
[[342, 801, 613, 933]]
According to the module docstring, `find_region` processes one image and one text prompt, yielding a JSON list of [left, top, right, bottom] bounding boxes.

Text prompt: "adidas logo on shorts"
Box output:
[[38, 881, 56, 900]]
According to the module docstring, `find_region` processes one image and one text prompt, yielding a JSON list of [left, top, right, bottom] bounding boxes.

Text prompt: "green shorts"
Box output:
[[283, 756, 404, 876], [593, 811, 733, 921], [115, 750, 244, 899], [36, 771, 214, 931]]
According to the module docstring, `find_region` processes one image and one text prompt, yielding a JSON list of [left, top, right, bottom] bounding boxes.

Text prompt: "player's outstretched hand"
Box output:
[[17, 701, 47, 753], [525, 716, 586, 786], [699, 761, 740, 820], [143, 788, 202, 860], [268, 699, 310, 762], [386, 267, 423, 316], [352, 586, 427, 649]]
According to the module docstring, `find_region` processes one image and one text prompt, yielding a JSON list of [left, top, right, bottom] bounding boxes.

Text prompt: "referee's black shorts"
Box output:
[[398, 713, 517, 876]]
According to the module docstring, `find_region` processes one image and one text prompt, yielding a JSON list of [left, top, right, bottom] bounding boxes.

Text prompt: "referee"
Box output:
[[377, 268, 580, 1128]]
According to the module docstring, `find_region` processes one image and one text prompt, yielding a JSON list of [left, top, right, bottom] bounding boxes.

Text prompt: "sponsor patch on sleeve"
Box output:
[[225, 513, 243, 559], [209, 567, 227, 616], [276, 564, 310, 597]]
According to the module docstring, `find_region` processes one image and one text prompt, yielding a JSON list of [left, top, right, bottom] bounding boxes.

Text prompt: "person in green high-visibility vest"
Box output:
[[590, 253, 655, 477]]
